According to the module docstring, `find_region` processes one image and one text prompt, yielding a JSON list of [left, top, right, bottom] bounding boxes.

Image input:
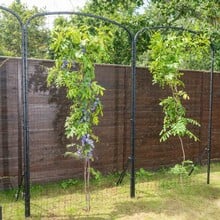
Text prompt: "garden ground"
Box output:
[[1, 163, 220, 219]]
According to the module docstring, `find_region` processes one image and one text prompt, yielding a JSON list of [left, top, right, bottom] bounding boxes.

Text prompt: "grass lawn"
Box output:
[[1, 163, 220, 219]]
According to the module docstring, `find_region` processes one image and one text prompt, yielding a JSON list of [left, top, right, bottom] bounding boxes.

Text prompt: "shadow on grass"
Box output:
[[2, 167, 220, 219], [109, 181, 220, 219], [30, 214, 110, 220]]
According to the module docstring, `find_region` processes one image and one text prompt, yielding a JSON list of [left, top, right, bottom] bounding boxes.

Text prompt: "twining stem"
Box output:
[[178, 135, 185, 162], [171, 85, 186, 163], [84, 157, 90, 211]]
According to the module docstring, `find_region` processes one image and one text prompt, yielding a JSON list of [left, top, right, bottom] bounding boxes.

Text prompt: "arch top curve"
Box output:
[[0, 6, 23, 27], [25, 11, 133, 40], [134, 25, 202, 42]]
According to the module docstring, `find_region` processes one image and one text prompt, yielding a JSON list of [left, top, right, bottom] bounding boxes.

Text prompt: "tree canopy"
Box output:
[[0, 0, 219, 69], [51, 0, 220, 70], [144, 0, 220, 70], [0, 1, 50, 58], [52, 0, 150, 65]]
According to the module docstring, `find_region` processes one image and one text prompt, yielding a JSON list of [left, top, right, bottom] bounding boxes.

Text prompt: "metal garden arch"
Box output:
[[0, 6, 135, 217], [0, 5, 28, 217], [133, 25, 215, 185], [0, 5, 217, 218]]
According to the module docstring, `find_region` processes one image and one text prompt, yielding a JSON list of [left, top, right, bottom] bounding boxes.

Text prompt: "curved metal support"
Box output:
[[0, 6, 30, 217], [0, 6, 216, 217], [207, 44, 215, 184], [131, 25, 202, 198], [135, 26, 201, 38], [0, 6, 23, 26], [26, 11, 133, 40], [133, 25, 214, 190], [23, 10, 134, 216]]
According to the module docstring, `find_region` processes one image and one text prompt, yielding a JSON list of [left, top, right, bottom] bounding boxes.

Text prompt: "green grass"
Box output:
[[1, 163, 220, 220]]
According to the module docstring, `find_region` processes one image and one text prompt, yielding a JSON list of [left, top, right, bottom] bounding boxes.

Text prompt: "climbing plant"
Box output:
[[48, 25, 112, 211], [148, 31, 210, 165]]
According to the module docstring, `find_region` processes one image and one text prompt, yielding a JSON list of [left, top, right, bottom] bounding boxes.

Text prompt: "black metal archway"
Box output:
[[133, 26, 215, 185], [0, 6, 217, 218], [24, 11, 134, 217], [0, 6, 135, 217]]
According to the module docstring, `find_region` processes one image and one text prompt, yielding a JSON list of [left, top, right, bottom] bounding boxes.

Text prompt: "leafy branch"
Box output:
[[148, 32, 209, 162], [48, 25, 111, 211]]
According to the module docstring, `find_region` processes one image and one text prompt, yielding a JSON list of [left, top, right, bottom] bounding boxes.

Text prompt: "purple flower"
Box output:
[[61, 60, 68, 69], [80, 45, 86, 54], [91, 98, 100, 112], [80, 109, 89, 122], [81, 135, 87, 146], [80, 134, 95, 158], [75, 149, 83, 158], [61, 60, 78, 71], [81, 134, 94, 148]]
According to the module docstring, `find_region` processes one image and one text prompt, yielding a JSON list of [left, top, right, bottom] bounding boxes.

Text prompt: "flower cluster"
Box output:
[[80, 44, 86, 54], [81, 134, 94, 148], [91, 98, 100, 112], [80, 109, 89, 123], [77, 134, 94, 158], [61, 60, 78, 71]]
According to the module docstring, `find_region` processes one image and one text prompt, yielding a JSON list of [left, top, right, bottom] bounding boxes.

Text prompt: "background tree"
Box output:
[[144, 0, 220, 70], [0, 1, 50, 58], [55, 0, 220, 69], [53, 0, 149, 65]]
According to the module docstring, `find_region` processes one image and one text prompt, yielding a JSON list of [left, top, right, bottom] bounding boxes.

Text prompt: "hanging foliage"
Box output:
[[48, 25, 112, 211], [148, 31, 210, 162]]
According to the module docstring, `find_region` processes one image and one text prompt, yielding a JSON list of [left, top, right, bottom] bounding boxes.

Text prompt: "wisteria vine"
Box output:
[[48, 25, 111, 211]]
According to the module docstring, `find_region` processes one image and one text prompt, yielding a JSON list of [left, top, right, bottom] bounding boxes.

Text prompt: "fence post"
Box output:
[[0, 206, 2, 220]]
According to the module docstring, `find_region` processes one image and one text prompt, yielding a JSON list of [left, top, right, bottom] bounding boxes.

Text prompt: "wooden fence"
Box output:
[[0, 57, 220, 188]]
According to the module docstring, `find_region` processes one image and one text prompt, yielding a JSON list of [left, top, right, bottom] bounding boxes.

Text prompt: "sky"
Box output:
[[0, 0, 88, 27], [0, 0, 88, 11], [0, 0, 148, 26]]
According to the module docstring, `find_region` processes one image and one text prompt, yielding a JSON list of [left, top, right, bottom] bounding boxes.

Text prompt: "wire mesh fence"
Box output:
[[1, 162, 219, 219], [0, 5, 220, 219], [1, 55, 220, 219]]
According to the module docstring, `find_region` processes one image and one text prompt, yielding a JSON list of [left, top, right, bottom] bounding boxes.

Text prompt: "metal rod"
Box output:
[[25, 10, 135, 201], [25, 11, 132, 40], [207, 44, 215, 184], [0, 5, 28, 217], [0, 6, 23, 26], [0, 206, 2, 220], [22, 25, 30, 217], [130, 36, 136, 198]]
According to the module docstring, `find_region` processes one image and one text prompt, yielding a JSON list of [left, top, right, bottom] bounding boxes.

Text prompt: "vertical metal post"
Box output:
[[0, 206, 2, 220], [0, 6, 28, 218], [207, 45, 215, 184], [22, 25, 30, 217], [130, 36, 136, 198]]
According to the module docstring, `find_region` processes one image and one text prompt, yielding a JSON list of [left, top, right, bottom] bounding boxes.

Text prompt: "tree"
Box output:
[[135, 1, 220, 172], [48, 25, 111, 211], [53, 0, 149, 65], [0, 1, 50, 58], [148, 32, 210, 163], [144, 0, 220, 70], [84, 0, 144, 15]]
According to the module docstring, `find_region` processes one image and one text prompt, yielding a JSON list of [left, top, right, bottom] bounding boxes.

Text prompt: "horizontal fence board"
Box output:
[[0, 58, 220, 188]]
